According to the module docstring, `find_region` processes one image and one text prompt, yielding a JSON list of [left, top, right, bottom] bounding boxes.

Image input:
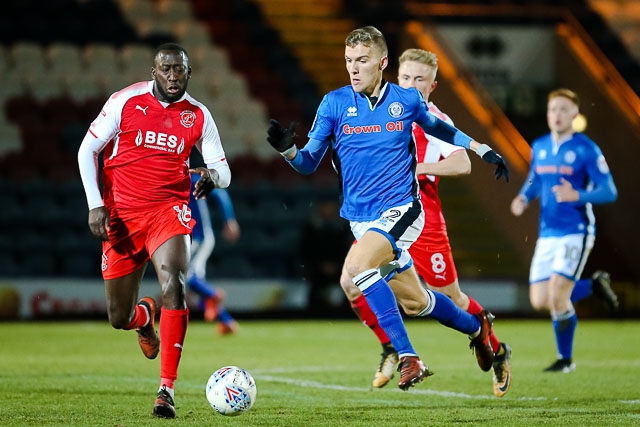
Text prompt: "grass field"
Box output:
[[1, 318, 639, 426]]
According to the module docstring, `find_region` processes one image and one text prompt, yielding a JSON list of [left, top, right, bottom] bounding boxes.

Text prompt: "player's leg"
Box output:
[[187, 206, 224, 322], [101, 211, 159, 361], [339, 262, 397, 388], [388, 268, 494, 371], [147, 202, 195, 418], [105, 266, 161, 361], [426, 278, 511, 396], [150, 234, 190, 418], [538, 234, 590, 373], [570, 270, 619, 310], [344, 229, 428, 391], [545, 274, 577, 373]]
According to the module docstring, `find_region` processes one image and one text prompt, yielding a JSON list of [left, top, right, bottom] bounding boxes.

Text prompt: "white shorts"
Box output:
[[529, 233, 595, 284], [350, 201, 424, 272]]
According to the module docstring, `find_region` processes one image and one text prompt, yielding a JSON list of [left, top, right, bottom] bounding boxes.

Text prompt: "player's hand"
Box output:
[[88, 206, 110, 241], [190, 167, 218, 199], [267, 119, 296, 153], [481, 150, 509, 182]]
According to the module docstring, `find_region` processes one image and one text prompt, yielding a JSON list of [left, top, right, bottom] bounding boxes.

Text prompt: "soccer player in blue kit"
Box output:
[[511, 88, 618, 373], [266, 26, 509, 390], [187, 173, 240, 335]]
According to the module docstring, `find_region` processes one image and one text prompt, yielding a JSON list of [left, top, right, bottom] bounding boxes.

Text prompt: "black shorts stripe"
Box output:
[[388, 199, 422, 241]]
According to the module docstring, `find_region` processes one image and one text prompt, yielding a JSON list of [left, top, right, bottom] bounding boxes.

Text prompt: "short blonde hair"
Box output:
[[345, 26, 388, 57], [398, 48, 438, 74], [548, 88, 579, 108]]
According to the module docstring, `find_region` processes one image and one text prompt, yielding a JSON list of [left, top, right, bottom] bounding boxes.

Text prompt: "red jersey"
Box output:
[[409, 103, 464, 286], [88, 81, 226, 209], [413, 103, 464, 245]]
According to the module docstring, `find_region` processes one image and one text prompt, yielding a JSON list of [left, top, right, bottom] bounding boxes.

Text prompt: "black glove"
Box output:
[[481, 150, 510, 183], [267, 119, 296, 153]]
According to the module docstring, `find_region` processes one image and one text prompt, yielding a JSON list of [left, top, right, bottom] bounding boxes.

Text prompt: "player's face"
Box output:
[[345, 43, 387, 96], [397, 60, 437, 101], [152, 50, 191, 103], [547, 95, 578, 135]]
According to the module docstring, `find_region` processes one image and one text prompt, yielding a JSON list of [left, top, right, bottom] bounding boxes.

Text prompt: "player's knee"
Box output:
[[530, 298, 548, 312], [339, 271, 357, 296], [400, 301, 424, 317], [397, 294, 427, 316], [343, 259, 368, 281], [107, 308, 131, 330], [159, 272, 187, 309]]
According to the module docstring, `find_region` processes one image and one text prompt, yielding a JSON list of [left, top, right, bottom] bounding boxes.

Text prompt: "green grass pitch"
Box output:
[[1, 318, 638, 426]]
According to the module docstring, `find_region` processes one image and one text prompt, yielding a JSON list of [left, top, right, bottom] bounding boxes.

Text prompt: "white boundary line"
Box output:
[[256, 375, 547, 401]]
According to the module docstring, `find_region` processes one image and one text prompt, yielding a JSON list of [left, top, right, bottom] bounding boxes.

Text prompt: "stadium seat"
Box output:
[[119, 43, 154, 74], [66, 73, 103, 102], [0, 121, 22, 157], [83, 43, 121, 80], [0, 69, 26, 100], [47, 42, 84, 77], [24, 73, 65, 101], [173, 20, 212, 48], [156, 0, 193, 26], [10, 42, 46, 78]]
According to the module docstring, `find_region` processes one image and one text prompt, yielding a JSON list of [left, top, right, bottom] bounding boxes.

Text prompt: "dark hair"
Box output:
[[154, 43, 189, 61]]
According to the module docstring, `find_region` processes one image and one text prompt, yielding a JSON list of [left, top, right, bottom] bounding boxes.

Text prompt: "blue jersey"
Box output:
[[519, 132, 617, 238], [294, 82, 472, 221]]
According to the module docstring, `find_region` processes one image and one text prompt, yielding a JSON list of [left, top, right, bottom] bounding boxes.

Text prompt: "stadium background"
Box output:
[[0, 0, 638, 320]]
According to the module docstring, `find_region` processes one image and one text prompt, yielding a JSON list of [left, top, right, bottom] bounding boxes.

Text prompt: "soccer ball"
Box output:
[[205, 366, 257, 416]]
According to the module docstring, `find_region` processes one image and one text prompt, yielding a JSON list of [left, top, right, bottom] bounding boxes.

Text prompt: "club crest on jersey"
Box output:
[[180, 110, 196, 128], [564, 150, 576, 164], [347, 106, 357, 117], [388, 102, 404, 118]]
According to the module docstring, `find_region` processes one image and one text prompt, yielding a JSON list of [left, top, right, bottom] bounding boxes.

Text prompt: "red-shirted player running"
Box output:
[[339, 48, 512, 397], [78, 43, 231, 418]]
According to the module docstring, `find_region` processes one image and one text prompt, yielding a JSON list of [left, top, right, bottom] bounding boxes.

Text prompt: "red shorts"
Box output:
[[101, 201, 195, 280], [409, 231, 458, 288]]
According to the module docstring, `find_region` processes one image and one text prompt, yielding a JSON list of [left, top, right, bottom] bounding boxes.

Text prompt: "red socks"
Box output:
[[124, 303, 149, 330], [351, 294, 391, 345], [159, 307, 189, 388], [467, 297, 500, 353]]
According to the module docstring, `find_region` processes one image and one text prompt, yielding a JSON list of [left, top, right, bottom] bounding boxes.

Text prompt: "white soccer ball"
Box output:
[[205, 366, 257, 416]]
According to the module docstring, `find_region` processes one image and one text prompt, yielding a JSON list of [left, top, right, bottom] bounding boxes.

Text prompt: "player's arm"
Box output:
[[415, 105, 508, 181], [416, 149, 471, 176], [579, 147, 618, 204], [511, 162, 539, 216], [211, 188, 241, 243], [78, 133, 111, 241], [78, 97, 119, 241], [194, 110, 231, 197]]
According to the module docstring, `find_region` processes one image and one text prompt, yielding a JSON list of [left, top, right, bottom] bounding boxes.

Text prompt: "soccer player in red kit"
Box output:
[[340, 48, 512, 397], [77, 43, 231, 418]]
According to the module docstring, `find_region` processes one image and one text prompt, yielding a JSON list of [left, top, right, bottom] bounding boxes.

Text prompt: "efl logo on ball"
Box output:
[[205, 366, 257, 416]]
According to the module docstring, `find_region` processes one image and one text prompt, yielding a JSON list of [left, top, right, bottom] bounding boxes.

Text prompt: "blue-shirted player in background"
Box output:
[[188, 173, 240, 335], [266, 26, 509, 390], [511, 88, 618, 373]]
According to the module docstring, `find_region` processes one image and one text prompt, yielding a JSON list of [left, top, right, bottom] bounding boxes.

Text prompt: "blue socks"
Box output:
[[552, 309, 577, 360], [419, 289, 480, 335], [187, 274, 218, 300], [570, 278, 591, 303], [354, 269, 417, 357]]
